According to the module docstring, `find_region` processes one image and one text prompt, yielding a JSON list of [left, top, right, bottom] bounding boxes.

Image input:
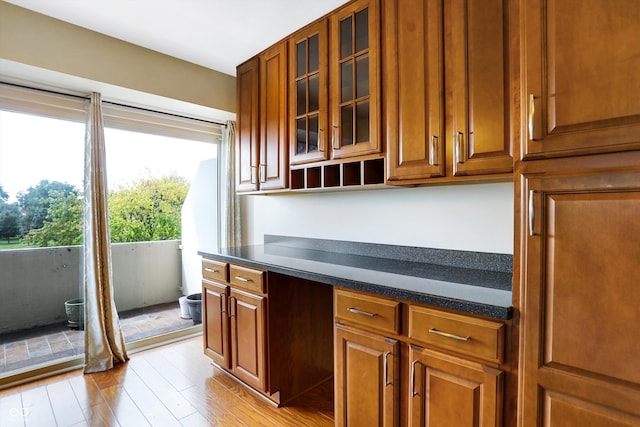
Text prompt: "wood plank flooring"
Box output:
[[0, 337, 334, 426]]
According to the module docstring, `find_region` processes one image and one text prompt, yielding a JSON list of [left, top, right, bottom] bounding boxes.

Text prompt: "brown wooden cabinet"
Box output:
[[329, 0, 381, 160], [202, 258, 334, 406], [335, 324, 399, 427], [518, 162, 640, 425], [523, 0, 640, 160], [203, 279, 231, 369], [258, 41, 289, 190], [289, 20, 329, 165], [334, 288, 508, 426], [236, 42, 289, 193], [236, 57, 260, 192], [202, 260, 268, 391], [385, 0, 512, 184], [229, 287, 267, 391], [409, 345, 503, 427]]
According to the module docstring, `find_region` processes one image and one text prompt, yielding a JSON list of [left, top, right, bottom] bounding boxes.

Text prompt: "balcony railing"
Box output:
[[0, 240, 184, 335]]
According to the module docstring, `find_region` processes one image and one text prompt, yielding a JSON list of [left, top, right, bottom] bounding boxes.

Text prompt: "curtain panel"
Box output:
[[83, 92, 128, 373], [219, 120, 241, 248]]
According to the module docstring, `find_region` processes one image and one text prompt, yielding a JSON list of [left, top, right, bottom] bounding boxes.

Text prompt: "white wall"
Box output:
[[181, 159, 218, 296], [242, 182, 514, 254]]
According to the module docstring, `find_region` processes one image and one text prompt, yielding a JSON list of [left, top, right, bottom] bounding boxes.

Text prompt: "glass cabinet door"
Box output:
[[330, 0, 381, 159], [290, 20, 328, 165]]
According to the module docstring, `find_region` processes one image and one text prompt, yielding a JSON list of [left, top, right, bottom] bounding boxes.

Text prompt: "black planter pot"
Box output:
[[186, 293, 202, 325]]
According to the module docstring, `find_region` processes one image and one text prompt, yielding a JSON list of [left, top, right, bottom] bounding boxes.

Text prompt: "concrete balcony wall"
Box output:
[[0, 240, 182, 334]]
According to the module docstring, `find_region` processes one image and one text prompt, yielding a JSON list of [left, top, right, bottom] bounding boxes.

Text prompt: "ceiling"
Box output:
[[3, 0, 350, 77]]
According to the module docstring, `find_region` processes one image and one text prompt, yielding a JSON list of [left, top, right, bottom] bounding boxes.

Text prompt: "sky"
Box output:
[[0, 110, 217, 203]]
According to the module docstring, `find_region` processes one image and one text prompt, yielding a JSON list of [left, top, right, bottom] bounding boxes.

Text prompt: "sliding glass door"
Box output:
[[0, 108, 86, 376]]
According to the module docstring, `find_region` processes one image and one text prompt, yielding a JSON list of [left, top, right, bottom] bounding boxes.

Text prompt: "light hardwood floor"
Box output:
[[0, 336, 334, 427]]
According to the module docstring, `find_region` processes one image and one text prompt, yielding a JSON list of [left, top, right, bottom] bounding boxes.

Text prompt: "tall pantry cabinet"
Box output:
[[517, 0, 640, 425]]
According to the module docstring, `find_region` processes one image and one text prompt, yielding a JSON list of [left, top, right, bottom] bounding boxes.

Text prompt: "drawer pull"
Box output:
[[347, 307, 377, 317], [428, 328, 471, 342], [234, 276, 253, 283], [204, 267, 218, 273]]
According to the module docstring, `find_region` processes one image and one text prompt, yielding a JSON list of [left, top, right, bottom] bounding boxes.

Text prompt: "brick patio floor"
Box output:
[[0, 301, 197, 375]]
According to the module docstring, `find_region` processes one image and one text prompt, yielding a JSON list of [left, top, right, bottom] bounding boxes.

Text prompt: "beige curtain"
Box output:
[[83, 92, 128, 373], [219, 120, 242, 248]]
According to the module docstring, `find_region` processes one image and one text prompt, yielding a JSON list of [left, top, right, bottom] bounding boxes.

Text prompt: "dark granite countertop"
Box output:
[[199, 235, 513, 320]]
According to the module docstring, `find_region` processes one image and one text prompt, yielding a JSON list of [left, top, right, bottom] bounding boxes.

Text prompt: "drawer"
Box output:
[[334, 289, 401, 335], [409, 305, 505, 364], [229, 264, 266, 294], [202, 258, 227, 283]]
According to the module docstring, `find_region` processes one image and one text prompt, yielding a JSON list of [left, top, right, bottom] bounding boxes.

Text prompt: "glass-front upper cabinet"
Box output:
[[330, 0, 381, 159], [289, 20, 328, 165]]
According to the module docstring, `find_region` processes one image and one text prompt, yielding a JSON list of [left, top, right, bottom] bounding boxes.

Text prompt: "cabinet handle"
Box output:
[[455, 132, 464, 164], [429, 136, 437, 166], [204, 267, 218, 273], [528, 94, 536, 141], [411, 360, 420, 397], [428, 328, 471, 342], [332, 125, 340, 150], [221, 293, 227, 315], [529, 190, 536, 236], [250, 165, 258, 185], [347, 307, 377, 317], [259, 163, 267, 183], [318, 129, 325, 152], [234, 276, 253, 283], [229, 296, 236, 317], [383, 352, 392, 386]]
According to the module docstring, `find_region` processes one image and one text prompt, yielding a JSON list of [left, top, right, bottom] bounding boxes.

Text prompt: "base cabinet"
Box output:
[[334, 288, 507, 426], [229, 287, 267, 391], [335, 324, 399, 427], [203, 280, 231, 369], [409, 345, 503, 427], [202, 258, 334, 406]]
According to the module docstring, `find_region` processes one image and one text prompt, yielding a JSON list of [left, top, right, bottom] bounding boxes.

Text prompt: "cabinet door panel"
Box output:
[[521, 170, 640, 424], [290, 20, 329, 165], [236, 58, 260, 192], [330, 0, 381, 159], [524, 0, 640, 158], [409, 345, 502, 427], [259, 42, 289, 190], [385, 0, 445, 181], [230, 288, 267, 391], [203, 281, 230, 369], [335, 324, 398, 427], [448, 0, 512, 176]]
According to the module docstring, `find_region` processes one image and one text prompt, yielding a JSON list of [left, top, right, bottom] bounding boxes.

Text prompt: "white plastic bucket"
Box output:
[[179, 296, 191, 319]]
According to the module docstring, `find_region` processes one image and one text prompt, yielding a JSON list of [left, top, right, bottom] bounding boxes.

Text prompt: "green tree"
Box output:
[[0, 203, 22, 243], [109, 175, 189, 243], [0, 184, 8, 203], [22, 190, 83, 247], [17, 180, 77, 232]]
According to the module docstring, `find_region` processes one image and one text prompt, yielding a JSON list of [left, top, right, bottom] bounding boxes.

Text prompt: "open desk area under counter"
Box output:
[[199, 235, 516, 425]]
